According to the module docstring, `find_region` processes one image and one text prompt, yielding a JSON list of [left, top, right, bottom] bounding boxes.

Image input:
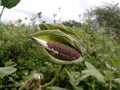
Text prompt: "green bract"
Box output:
[[32, 24, 85, 65]]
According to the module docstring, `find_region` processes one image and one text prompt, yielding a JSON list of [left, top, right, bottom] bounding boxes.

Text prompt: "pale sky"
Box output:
[[0, 0, 120, 23]]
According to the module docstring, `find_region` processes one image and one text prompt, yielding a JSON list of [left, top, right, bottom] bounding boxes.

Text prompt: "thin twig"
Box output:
[[42, 65, 65, 88], [0, 6, 5, 20], [109, 80, 112, 90]]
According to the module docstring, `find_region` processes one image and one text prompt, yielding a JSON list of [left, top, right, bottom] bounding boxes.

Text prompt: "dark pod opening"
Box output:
[[47, 42, 80, 61]]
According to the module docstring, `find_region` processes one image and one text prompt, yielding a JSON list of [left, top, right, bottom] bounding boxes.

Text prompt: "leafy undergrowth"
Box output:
[[0, 21, 120, 90]]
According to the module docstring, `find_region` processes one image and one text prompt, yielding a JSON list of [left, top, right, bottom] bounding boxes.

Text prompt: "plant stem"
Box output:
[[18, 65, 65, 89], [0, 6, 5, 20], [35, 79, 42, 90], [19, 74, 40, 90], [19, 77, 34, 90], [42, 65, 65, 88], [109, 80, 112, 90]]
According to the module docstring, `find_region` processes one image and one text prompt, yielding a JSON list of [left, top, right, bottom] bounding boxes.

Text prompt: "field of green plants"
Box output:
[[0, 0, 120, 90]]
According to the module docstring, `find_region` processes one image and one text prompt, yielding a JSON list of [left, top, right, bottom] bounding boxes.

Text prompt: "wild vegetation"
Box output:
[[0, 0, 120, 90]]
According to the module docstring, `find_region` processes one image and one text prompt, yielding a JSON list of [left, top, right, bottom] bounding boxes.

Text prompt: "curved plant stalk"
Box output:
[[19, 66, 64, 89], [42, 65, 65, 88], [0, 0, 20, 20], [109, 80, 112, 90], [0, 6, 5, 20]]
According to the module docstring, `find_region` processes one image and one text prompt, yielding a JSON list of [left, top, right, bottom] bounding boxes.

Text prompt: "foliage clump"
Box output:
[[86, 3, 120, 38], [0, 1, 120, 90]]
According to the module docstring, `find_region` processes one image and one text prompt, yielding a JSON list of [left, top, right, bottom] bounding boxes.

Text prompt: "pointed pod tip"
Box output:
[[32, 37, 48, 47]]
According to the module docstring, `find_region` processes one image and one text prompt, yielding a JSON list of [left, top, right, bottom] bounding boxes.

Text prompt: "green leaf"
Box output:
[[81, 62, 106, 83], [79, 74, 90, 81], [66, 70, 80, 86], [103, 70, 114, 80], [0, 67, 17, 78], [46, 86, 69, 90], [114, 78, 120, 85], [1, 0, 20, 9], [66, 70, 84, 90], [74, 87, 83, 90], [85, 61, 97, 70]]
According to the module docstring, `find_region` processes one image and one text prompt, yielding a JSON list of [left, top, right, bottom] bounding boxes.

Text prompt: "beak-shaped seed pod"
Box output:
[[32, 36, 83, 65], [32, 24, 85, 65]]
